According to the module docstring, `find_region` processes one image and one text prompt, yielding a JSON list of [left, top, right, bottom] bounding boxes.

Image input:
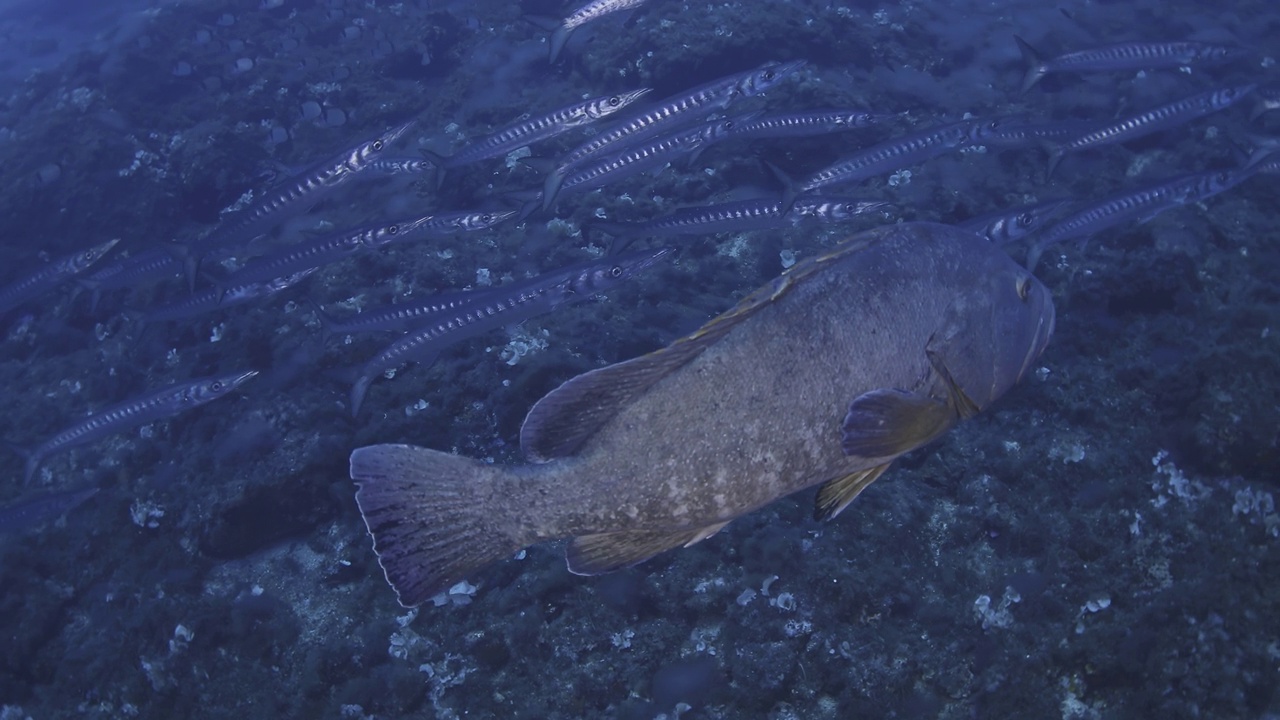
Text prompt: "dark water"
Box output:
[[0, 0, 1277, 717]]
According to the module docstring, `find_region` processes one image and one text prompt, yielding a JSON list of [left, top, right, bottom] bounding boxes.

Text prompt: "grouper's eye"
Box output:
[[1016, 276, 1032, 301]]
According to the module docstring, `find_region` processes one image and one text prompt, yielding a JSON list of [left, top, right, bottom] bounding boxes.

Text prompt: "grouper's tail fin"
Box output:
[[351, 444, 521, 607]]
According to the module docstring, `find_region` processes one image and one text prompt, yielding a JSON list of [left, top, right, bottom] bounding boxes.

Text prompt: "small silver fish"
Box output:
[[19, 371, 257, 485], [1015, 36, 1246, 92], [0, 238, 118, 315]]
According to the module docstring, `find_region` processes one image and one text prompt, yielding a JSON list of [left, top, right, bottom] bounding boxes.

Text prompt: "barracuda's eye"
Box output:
[[372, 140, 384, 151], [211, 381, 225, 391], [1017, 212, 1034, 227], [481, 214, 493, 223], [1016, 277, 1032, 301], [387, 224, 399, 234], [761, 70, 775, 81], [609, 266, 623, 278], [608, 96, 621, 107]]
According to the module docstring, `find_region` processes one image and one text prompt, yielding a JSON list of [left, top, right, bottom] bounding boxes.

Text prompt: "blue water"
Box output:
[[0, 0, 1277, 717]]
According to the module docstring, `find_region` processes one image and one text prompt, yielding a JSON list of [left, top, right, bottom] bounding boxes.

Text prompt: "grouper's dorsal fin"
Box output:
[[521, 233, 883, 462], [813, 462, 893, 521], [566, 522, 729, 575]]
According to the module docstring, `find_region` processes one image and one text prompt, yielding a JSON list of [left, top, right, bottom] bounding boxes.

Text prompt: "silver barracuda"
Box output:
[[313, 290, 487, 341], [429, 89, 652, 170], [191, 119, 417, 261], [1046, 85, 1256, 176], [225, 219, 431, 288], [957, 198, 1073, 245], [0, 238, 118, 315], [349, 223, 1054, 606], [542, 61, 805, 209], [537, 0, 652, 64], [349, 247, 673, 417], [1014, 36, 1246, 92], [544, 113, 757, 210], [789, 117, 1002, 199], [363, 156, 438, 176], [721, 109, 893, 142], [144, 269, 315, 324], [592, 195, 893, 243], [1027, 167, 1252, 268], [19, 370, 258, 485]]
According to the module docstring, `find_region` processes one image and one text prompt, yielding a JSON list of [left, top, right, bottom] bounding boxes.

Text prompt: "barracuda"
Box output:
[[0, 238, 118, 315], [18, 370, 258, 485], [191, 119, 417, 262], [956, 199, 1073, 245], [1046, 85, 1255, 177], [1027, 167, 1252, 268], [349, 247, 673, 416], [1015, 36, 1247, 93], [542, 61, 805, 209], [429, 89, 652, 170], [143, 269, 315, 324], [592, 195, 892, 245]]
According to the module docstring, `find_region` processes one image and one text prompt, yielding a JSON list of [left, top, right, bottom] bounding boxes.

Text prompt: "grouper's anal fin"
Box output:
[[521, 231, 887, 462], [566, 522, 729, 575], [813, 462, 892, 521]]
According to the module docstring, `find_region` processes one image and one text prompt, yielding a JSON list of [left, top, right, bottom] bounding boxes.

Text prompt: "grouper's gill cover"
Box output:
[[351, 223, 1055, 607]]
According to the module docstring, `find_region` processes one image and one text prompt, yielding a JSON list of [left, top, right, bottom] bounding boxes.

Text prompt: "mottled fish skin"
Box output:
[[1015, 36, 1247, 92], [192, 119, 417, 260], [1046, 84, 1256, 176], [546, 0, 651, 63], [22, 370, 257, 485], [435, 89, 652, 169], [0, 238, 118, 315], [542, 61, 805, 209], [1027, 167, 1252, 268], [350, 223, 1054, 606], [957, 198, 1073, 245], [349, 247, 673, 417]]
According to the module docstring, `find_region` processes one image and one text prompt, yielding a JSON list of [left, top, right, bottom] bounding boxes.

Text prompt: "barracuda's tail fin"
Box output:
[[351, 444, 522, 607], [1014, 35, 1048, 93]]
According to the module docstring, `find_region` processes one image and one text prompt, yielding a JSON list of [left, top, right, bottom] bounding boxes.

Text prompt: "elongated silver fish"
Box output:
[[545, 113, 755, 210], [534, 0, 652, 64], [20, 370, 257, 485], [0, 238, 118, 315], [592, 195, 892, 241], [721, 109, 892, 142], [1015, 36, 1246, 92], [0, 487, 99, 536], [144, 269, 315, 324], [542, 61, 805, 209], [957, 198, 1073, 245], [1046, 85, 1255, 176], [363, 156, 438, 176], [191, 119, 417, 261], [223, 210, 513, 290], [349, 247, 673, 416], [350, 223, 1054, 606], [789, 117, 1002, 197], [428, 89, 652, 170], [313, 290, 486, 341], [1027, 167, 1251, 268]]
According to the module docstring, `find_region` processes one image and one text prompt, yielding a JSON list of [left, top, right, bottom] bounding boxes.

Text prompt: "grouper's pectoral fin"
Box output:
[[840, 388, 957, 458], [566, 523, 730, 575], [813, 463, 892, 521]]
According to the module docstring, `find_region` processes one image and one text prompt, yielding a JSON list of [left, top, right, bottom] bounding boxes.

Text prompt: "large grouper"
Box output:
[[351, 222, 1056, 606]]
